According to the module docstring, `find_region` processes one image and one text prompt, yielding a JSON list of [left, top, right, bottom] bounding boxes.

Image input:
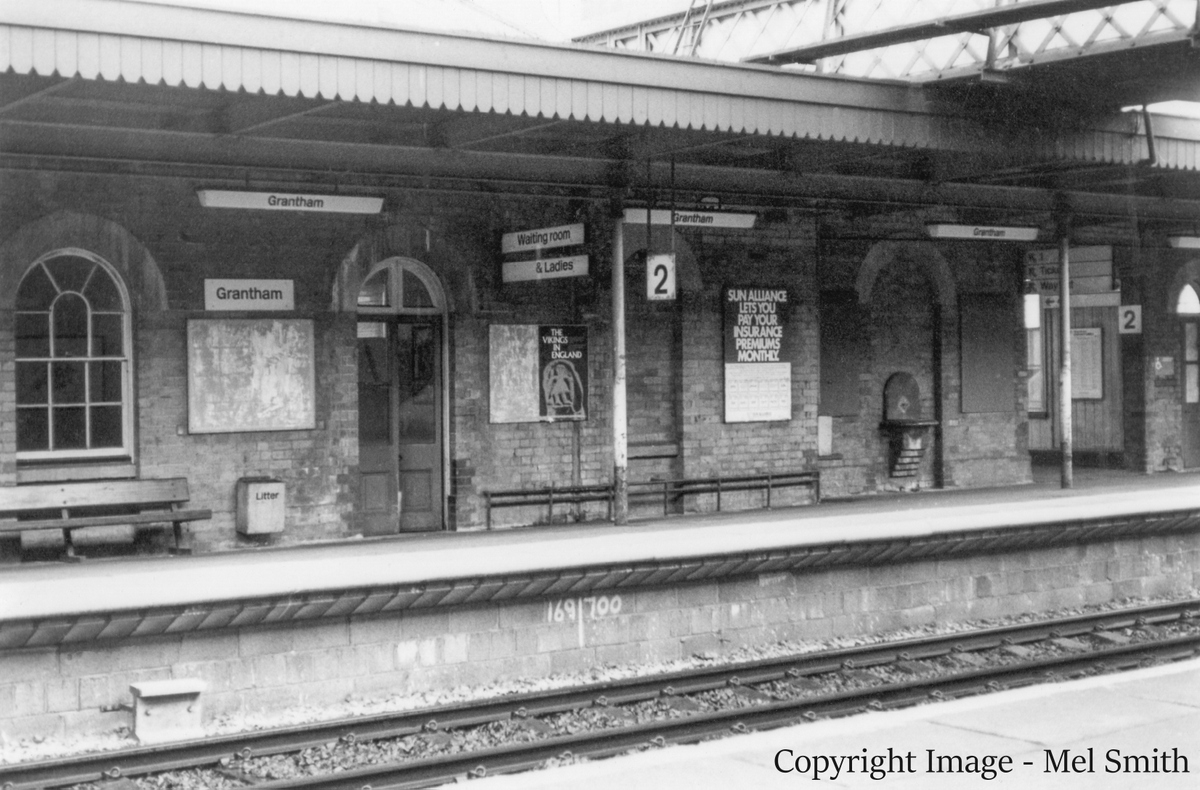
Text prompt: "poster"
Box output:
[[723, 287, 791, 422], [538, 325, 588, 421], [489, 324, 588, 423]]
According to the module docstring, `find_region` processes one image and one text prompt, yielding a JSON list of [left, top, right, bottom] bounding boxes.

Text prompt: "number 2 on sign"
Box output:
[[547, 595, 623, 623]]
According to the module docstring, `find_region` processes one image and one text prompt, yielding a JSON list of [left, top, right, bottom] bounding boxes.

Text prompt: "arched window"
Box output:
[[15, 250, 132, 460], [1177, 283, 1200, 315], [356, 258, 444, 314]]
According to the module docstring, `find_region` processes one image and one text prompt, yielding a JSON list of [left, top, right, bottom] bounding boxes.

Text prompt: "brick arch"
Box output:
[[1166, 258, 1200, 314], [332, 223, 475, 313], [855, 240, 956, 308], [0, 210, 167, 312]]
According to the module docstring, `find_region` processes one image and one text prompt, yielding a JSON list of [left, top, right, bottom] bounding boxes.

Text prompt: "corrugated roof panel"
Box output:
[[140, 37, 162, 86], [633, 86, 651, 126], [426, 62, 444, 109], [278, 51, 300, 97], [8, 25, 31, 74], [51, 29, 76, 78], [525, 75, 542, 119], [295, 52, 316, 98], [178, 41, 200, 89], [553, 78, 571, 121], [726, 94, 744, 135], [598, 83, 616, 124], [32, 28, 54, 76], [200, 43, 221, 90], [618, 84, 635, 125], [539, 76, 555, 121], [99, 33, 121, 82], [161, 39, 182, 87], [77, 33, 99, 81], [441, 66, 459, 111], [370, 60, 389, 105], [458, 67, 476, 113], [239, 43, 259, 94]]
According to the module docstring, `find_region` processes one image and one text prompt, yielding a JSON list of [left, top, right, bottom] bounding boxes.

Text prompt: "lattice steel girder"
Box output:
[[746, 0, 1149, 64]]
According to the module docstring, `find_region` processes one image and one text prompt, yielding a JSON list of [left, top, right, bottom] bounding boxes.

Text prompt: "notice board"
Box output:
[[489, 324, 588, 423], [187, 319, 316, 433], [1070, 327, 1103, 400]]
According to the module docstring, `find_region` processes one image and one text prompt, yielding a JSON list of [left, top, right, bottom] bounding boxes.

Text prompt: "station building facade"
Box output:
[[0, 0, 1199, 556], [4, 167, 1200, 555]]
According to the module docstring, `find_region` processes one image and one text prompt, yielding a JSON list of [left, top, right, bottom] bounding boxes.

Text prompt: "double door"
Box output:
[[357, 319, 442, 532]]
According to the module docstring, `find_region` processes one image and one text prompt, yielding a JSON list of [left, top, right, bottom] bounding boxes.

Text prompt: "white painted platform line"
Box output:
[[463, 658, 1200, 790]]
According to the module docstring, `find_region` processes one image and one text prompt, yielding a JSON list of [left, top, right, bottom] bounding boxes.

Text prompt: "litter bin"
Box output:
[[236, 477, 285, 535]]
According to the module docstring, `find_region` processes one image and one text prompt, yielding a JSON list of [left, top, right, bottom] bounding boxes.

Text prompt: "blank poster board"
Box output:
[[188, 319, 316, 433], [489, 325, 540, 423], [819, 291, 864, 417], [960, 294, 1015, 413]]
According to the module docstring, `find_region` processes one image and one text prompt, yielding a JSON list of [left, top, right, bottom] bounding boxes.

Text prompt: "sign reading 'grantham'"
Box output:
[[925, 224, 1039, 241], [197, 190, 384, 214], [205, 280, 295, 311]]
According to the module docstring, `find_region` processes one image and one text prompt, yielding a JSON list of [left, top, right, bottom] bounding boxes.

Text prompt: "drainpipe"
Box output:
[[1141, 106, 1158, 167], [1058, 223, 1073, 489], [612, 220, 629, 524]]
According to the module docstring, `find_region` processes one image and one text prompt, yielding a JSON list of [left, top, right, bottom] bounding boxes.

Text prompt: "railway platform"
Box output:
[[468, 656, 1200, 789], [2, 465, 1199, 746]]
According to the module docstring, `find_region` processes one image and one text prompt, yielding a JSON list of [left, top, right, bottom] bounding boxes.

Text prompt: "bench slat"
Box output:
[[0, 509, 212, 535], [0, 478, 191, 512]]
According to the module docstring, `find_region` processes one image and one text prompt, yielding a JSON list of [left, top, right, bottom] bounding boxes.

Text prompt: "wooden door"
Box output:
[[357, 319, 443, 533]]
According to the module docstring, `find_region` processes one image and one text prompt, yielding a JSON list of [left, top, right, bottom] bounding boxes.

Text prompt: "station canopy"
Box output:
[[1, 0, 1199, 225]]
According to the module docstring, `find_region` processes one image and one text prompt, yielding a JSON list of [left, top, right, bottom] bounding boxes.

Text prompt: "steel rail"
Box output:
[[2, 598, 1197, 790], [242, 634, 1200, 789]]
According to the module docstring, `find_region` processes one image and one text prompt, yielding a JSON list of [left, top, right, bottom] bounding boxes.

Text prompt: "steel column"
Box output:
[[1058, 229, 1073, 489], [612, 221, 629, 524]]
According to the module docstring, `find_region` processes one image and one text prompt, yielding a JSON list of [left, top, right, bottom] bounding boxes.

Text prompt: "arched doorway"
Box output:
[[356, 258, 447, 533]]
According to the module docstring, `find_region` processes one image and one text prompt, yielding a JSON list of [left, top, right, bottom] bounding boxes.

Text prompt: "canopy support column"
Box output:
[[612, 220, 629, 523]]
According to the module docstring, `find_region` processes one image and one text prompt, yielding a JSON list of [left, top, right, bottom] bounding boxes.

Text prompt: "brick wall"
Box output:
[[4, 531, 1196, 741]]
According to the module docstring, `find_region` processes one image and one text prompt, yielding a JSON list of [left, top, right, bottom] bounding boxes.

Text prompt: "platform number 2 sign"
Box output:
[[1119, 305, 1142, 335], [647, 253, 676, 301]]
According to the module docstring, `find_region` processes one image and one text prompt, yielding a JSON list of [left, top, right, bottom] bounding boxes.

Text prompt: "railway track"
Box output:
[[5, 597, 1199, 790]]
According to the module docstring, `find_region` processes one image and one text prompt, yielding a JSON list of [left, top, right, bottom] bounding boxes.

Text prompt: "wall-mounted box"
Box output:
[[236, 478, 285, 535]]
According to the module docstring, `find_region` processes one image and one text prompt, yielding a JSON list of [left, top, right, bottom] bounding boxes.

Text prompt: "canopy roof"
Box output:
[[1, 0, 1198, 225]]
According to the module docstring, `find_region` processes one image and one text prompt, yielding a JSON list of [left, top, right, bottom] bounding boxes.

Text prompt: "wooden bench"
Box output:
[[0, 478, 211, 559], [483, 470, 819, 528]]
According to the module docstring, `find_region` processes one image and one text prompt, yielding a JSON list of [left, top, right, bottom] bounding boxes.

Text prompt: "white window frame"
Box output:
[[15, 248, 134, 462]]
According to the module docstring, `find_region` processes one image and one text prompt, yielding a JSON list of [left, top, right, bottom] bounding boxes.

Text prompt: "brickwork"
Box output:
[[677, 213, 819, 494], [1138, 240, 1194, 471], [5, 167, 1190, 543], [816, 217, 1030, 496], [3, 532, 1196, 741]]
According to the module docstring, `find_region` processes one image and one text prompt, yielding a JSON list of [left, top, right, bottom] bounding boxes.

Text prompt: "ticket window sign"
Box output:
[[647, 254, 676, 301]]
